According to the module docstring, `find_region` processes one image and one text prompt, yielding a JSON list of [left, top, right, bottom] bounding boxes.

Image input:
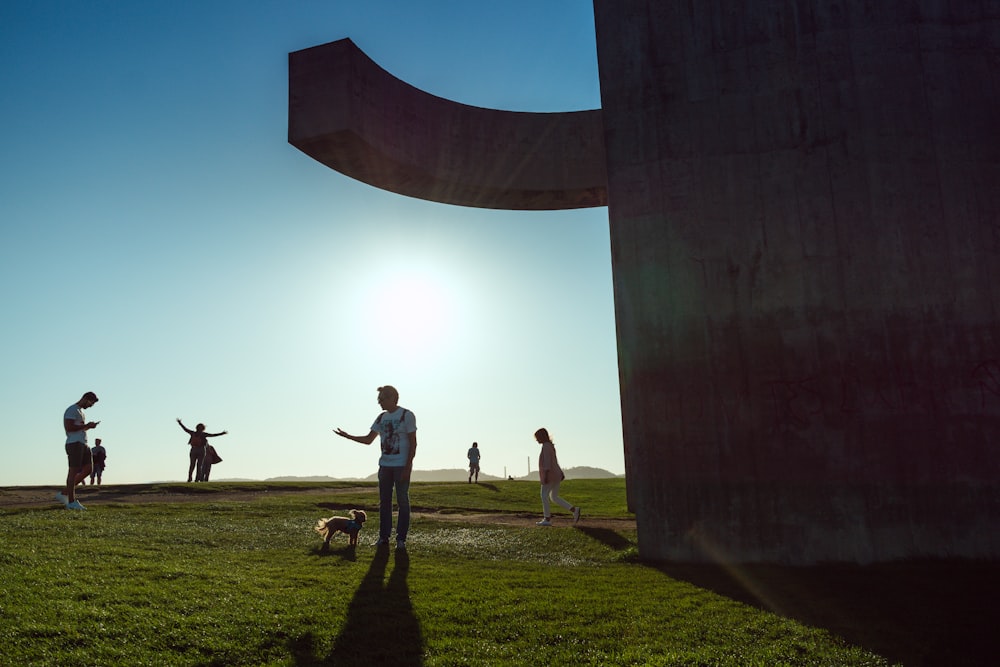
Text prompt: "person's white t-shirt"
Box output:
[[371, 407, 416, 467], [64, 404, 88, 445]]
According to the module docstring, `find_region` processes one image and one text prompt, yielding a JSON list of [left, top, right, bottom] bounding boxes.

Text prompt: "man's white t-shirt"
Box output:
[[371, 407, 416, 467], [64, 403, 88, 445]]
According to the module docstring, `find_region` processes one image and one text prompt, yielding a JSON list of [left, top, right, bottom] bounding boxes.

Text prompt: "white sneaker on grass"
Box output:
[[66, 500, 86, 510], [573, 506, 581, 523], [54, 492, 69, 506], [536, 518, 552, 526]]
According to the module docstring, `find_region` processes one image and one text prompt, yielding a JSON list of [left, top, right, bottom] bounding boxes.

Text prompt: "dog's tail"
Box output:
[[314, 518, 332, 539]]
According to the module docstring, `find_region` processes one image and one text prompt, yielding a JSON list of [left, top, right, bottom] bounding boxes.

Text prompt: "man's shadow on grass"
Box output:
[[316, 545, 423, 666]]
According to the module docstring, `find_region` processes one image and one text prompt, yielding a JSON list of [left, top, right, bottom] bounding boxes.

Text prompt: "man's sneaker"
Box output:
[[536, 518, 552, 526], [573, 506, 581, 524], [376, 538, 390, 546], [396, 540, 406, 550], [66, 500, 87, 510], [54, 492, 69, 506]]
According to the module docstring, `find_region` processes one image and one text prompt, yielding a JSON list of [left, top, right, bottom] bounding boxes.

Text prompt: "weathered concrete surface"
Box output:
[[595, 1, 1000, 563], [288, 39, 607, 210], [289, 3, 1000, 564]]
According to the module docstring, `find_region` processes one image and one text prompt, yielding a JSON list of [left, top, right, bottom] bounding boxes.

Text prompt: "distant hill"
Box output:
[[556, 466, 625, 480], [261, 476, 352, 483], [261, 466, 621, 483]]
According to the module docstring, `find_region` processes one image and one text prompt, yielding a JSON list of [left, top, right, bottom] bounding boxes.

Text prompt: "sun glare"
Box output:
[[393, 274, 452, 344], [350, 260, 465, 362]]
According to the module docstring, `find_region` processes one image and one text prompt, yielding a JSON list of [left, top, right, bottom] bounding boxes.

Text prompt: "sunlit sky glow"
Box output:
[[0, 1, 624, 485]]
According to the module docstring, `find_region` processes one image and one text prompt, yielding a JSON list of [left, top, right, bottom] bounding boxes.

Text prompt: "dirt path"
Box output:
[[0, 484, 356, 508], [0, 484, 636, 530]]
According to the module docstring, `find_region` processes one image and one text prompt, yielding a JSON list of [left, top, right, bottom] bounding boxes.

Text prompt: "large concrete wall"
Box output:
[[595, 0, 1000, 563], [289, 2, 1000, 564]]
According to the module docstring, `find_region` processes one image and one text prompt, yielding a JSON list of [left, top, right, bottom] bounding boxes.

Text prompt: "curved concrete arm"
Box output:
[[289, 38, 607, 210]]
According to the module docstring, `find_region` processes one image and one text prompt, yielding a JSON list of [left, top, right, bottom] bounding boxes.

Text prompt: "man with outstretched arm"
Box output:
[[334, 385, 417, 549]]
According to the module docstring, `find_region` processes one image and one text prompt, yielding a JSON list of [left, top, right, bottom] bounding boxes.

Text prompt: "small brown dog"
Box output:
[[314, 509, 367, 547]]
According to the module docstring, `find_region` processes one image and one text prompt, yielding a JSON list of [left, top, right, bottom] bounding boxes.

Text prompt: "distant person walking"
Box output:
[[89, 438, 107, 485], [177, 419, 228, 482], [334, 385, 417, 549], [467, 442, 481, 483], [534, 428, 580, 526], [57, 391, 99, 510]]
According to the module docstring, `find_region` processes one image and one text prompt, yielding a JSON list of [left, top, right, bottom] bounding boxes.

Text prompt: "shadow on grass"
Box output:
[[315, 543, 358, 562], [575, 525, 633, 551], [309, 545, 423, 666], [472, 482, 501, 492], [289, 546, 422, 665], [653, 558, 1000, 667]]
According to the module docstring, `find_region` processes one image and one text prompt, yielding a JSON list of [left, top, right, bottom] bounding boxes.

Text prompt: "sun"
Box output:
[[391, 273, 452, 347], [350, 260, 464, 361]]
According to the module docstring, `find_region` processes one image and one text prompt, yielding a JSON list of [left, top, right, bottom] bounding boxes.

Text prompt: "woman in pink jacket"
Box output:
[[534, 428, 581, 526]]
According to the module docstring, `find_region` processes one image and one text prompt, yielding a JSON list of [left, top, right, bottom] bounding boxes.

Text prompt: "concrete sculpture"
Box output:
[[290, 2, 1000, 564]]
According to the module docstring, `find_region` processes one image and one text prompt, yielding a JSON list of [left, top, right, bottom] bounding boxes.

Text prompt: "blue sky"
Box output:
[[0, 1, 622, 485]]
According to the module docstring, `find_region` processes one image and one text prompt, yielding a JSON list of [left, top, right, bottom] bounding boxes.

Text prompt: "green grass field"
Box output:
[[0, 479, 989, 666]]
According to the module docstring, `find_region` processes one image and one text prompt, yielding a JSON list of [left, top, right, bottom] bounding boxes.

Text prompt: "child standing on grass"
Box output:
[[202, 443, 222, 481], [534, 428, 581, 526], [89, 438, 107, 485]]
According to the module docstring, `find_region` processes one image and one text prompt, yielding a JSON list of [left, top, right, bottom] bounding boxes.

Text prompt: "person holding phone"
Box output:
[[56, 391, 99, 510]]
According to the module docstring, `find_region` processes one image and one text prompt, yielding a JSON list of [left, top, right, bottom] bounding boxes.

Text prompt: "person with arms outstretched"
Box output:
[[177, 418, 227, 482]]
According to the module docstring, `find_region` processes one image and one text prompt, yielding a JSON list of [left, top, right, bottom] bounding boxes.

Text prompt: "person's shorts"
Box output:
[[65, 441, 93, 469], [469, 463, 480, 472]]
